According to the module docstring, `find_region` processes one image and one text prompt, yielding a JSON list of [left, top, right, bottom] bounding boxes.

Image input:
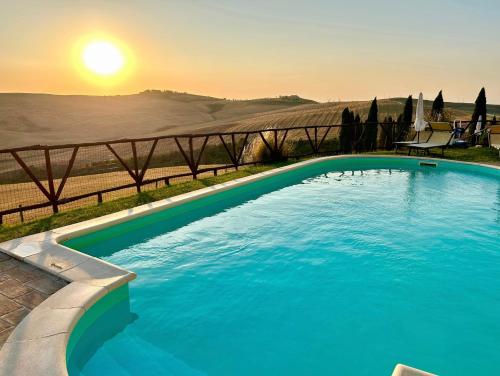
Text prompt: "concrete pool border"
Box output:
[[0, 155, 498, 375]]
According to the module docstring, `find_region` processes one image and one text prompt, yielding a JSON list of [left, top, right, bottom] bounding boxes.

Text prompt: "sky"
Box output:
[[1, 0, 500, 103]]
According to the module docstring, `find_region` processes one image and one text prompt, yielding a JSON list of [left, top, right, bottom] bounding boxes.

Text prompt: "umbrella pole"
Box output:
[[417, 131, 420, 143]]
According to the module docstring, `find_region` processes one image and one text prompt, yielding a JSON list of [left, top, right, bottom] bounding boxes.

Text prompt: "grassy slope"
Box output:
[[223, 98, 485, 132], [1, 149, 498, 243], [0, 92, 316, 149], [2, 91, 498, 149]]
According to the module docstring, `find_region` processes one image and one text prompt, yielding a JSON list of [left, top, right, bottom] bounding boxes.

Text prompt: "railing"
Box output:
[[0, 120, 490, 225]]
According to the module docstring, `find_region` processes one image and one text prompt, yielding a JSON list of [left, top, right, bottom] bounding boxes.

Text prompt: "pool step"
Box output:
[[392, 364, 436, 376]]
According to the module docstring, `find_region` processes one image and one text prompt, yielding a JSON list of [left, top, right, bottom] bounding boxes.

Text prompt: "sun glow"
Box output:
[[82, 41, 124, 75], [74, 34, 133, 88]]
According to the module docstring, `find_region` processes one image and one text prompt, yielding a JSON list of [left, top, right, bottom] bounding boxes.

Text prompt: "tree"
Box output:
[[492, 115, 497, 125], [396, 95, 413, 141], [403, 96, 413, 123], [471, 88, 487, 134], [339, 107, 353, 152], [363, 98, 379, 151], [431, 90, 444, 120], [469, 88, 487, 147], [353, 114, 362, 152]]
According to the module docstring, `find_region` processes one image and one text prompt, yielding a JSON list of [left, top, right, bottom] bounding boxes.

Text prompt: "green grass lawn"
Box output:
[[0, 148, 498, 244], [0, 165, 283, 243], [370, 146, 500, 165]]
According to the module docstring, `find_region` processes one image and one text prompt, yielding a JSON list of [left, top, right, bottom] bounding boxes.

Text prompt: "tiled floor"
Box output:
[[0, 252, 67, 347]]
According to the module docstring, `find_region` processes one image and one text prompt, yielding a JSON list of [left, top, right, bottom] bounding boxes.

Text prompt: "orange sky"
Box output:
[[1, 1, 500, 103]]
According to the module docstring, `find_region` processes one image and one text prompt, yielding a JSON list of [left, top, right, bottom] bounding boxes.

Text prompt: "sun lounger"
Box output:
[[393, 129, 432, 152], [407, 122, 453, 156], [488, 125, 500, 156]]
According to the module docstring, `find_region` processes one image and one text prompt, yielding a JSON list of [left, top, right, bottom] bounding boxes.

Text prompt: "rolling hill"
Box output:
[[1, 91, 498, 149]]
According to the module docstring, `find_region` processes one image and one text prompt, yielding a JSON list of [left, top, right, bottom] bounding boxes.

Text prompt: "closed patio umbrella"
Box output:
[[414, 93, 428, 142], [475, 115, 483, 134]]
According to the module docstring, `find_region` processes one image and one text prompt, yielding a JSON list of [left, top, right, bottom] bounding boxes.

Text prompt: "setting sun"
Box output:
[[73, 34, 133, 87], [82, 40, 124, 75]]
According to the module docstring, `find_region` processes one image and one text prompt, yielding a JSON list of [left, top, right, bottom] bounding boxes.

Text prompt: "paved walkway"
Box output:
[[0, 252, 67, 347]]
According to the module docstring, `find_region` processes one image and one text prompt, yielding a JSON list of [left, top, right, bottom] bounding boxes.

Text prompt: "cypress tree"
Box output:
[[339, 107, 352, 152], [431, 90, 444, 120], [403, 95, 413, 124], [396, 95, 413, 141], [353, 114, 362, 152], [470, 88, 487, 135], [363, 98, 378, 151]]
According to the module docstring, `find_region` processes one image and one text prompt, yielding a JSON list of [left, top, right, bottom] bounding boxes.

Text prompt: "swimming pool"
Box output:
[[64, 157, 500, 376]]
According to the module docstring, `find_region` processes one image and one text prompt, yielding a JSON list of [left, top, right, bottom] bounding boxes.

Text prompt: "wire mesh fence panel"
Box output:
[[243, 129, 289, 162], [317, 126, 340, 154], [1, 150, 48, 206], [0, 150, 52, 224], [282, 128, 315, 158], [211, 134, 246, 167], [106, 142, 135, 174], [61, 144, 135, 205], [134, 140, 157, 167], [378, 123, 395, 150], [142, 138, 193, 183]]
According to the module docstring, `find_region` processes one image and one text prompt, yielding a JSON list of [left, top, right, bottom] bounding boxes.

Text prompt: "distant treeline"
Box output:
[[140, 89, 317, 105]]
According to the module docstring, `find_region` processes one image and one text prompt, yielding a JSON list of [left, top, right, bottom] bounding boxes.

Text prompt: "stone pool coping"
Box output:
[[0, 155, 498, 375]]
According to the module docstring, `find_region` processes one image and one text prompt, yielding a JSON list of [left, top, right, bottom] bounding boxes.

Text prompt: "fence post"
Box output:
[[273, 130, 278, 158], [19, 205, 24, 222], [44, 149, 58, 214], [131, 141, 141, 193], [231, 134, 238, 170], [189, 136, 197, 179]]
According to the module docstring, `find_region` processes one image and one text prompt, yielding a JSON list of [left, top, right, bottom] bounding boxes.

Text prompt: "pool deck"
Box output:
[[0, 155, 497, 375], [0, 230, 136, 375], [0, 253, 67, 347]]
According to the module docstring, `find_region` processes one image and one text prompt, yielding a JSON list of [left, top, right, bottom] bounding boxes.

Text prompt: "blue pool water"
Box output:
[[65, 158, 500, 375]]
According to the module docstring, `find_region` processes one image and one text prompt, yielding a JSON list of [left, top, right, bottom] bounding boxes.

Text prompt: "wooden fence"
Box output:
[[0, 120, 484, 224]]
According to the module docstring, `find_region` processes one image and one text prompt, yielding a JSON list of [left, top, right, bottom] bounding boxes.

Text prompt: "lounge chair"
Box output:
[[407, 122, 454, 156], [488, 125, 500, 156], [393, 128, 432, 152]]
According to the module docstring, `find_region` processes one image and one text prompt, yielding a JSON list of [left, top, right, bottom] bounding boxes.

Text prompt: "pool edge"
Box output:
[[0, 154, 497, 375]]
